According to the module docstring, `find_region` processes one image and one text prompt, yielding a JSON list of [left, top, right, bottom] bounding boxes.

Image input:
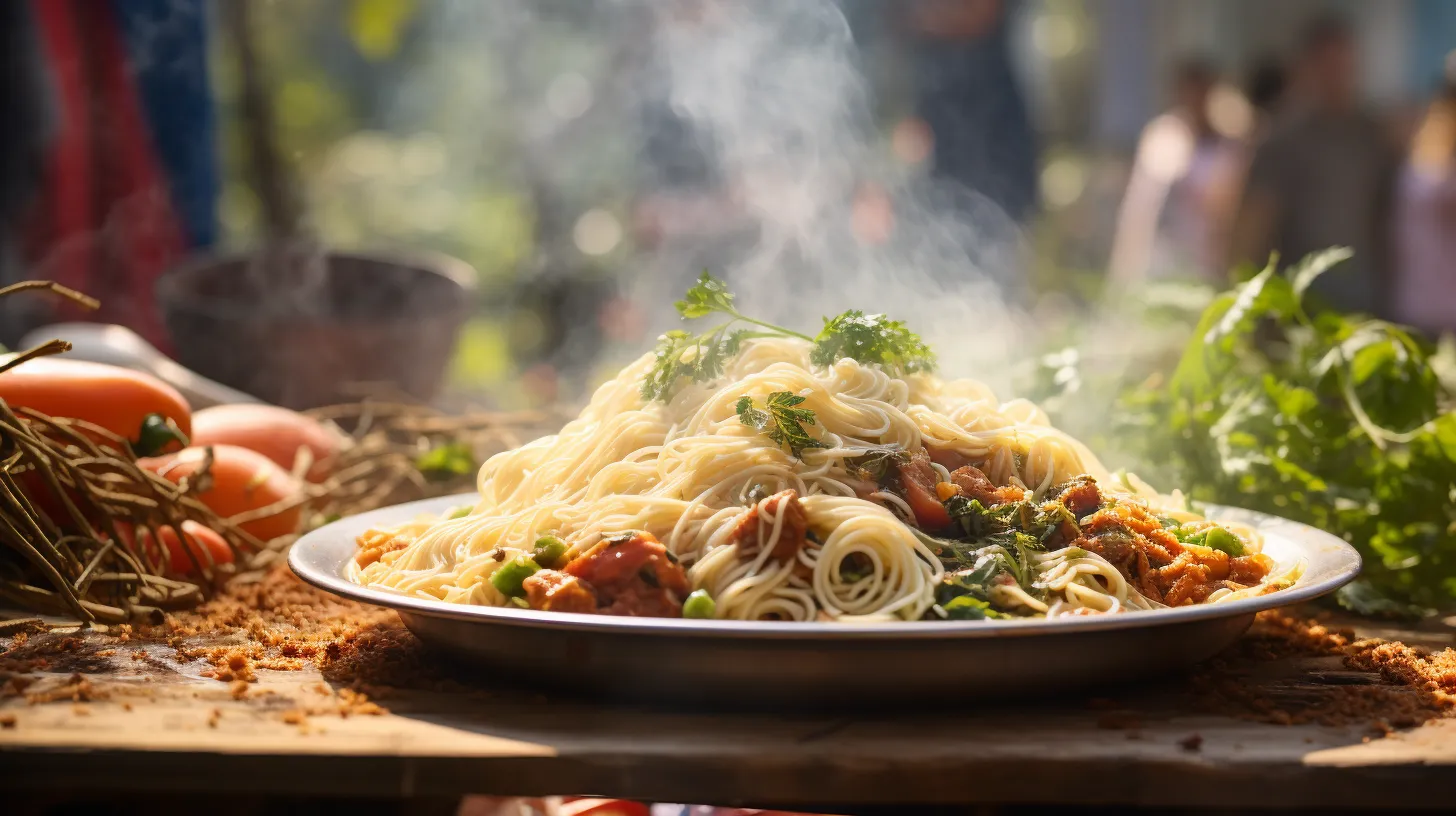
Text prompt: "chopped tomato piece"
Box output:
[[730, 489, 808, 562], [896, 453, 952, 530], [563, 531, 689, 617]]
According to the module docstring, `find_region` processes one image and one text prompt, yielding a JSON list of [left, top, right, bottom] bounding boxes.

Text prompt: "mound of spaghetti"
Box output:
[[350, 274, 1300, 622]]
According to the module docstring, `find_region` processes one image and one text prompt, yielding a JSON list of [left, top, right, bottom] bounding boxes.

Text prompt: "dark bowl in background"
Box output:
[[157, 249, 476, 409]]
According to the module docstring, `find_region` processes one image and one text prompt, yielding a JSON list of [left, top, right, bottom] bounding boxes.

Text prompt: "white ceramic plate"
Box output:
[[291, 494, 1361, 706]]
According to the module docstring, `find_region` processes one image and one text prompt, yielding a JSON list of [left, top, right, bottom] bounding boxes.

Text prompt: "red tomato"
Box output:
[[0, 358, 191, 452], [896, 454, 951, 530], [190, 404, 346, 483], [141, 445, 303, 541], [113, 521, 235, 576], [15, 467, 84, 527]]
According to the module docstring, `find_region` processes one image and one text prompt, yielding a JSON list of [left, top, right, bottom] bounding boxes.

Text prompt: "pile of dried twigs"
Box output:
[[305, 401, 554, 523], [0, 281, 557, 624]]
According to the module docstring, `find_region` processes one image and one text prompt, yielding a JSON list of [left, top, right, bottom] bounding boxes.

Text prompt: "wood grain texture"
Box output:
[[3, 614, 1455, 810]]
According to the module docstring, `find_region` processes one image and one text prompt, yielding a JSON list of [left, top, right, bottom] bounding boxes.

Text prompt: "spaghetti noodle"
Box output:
[[349, 331, 1300, 622]]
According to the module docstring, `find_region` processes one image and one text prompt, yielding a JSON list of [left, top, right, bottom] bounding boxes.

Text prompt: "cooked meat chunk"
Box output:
[[925, 444, 973, 472], [1230, 553, 1275, 584], [731, 489, 809, 563], [1053, 476, 1103, 519], [564, 530, 690, 617], [523, 569, 599, 614], [949, 465, 1026, 507]]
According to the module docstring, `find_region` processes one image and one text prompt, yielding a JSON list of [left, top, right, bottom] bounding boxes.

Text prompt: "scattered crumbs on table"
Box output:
[[26, 674, 106, 705]]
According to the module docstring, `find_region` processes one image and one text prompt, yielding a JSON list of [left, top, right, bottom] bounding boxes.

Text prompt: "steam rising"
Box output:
[[635, 0, 1027, 393]]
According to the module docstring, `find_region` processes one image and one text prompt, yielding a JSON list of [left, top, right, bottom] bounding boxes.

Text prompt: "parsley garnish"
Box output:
[[809, 310, 936, 374], [641, 271, 936, 401], [736, 391, 828, 458]]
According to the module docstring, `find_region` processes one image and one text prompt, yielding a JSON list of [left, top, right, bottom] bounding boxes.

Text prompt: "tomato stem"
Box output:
[[134, 414, 190, 457]]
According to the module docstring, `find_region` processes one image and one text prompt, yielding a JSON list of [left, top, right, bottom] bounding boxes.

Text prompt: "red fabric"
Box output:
[[24, 0, 184, 352]]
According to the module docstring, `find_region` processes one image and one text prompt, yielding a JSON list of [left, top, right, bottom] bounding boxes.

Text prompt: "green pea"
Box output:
[[490, 556, 541, 598], [1201, 526, 1246, 556], [532, 535, 568, 568], [682, 589, 716, 619]]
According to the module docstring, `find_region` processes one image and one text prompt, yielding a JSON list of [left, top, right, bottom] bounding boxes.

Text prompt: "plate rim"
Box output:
[[289, 492, 1362, 641]]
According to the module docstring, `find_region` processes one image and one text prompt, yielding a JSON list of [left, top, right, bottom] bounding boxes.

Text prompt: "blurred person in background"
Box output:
[[1229, 14, 1399, 315], [0, 0, 218, 351], [1245, 58, 1289, 127], [1109, 58, 1242, 284], [903, 0, 1040, 223], [1393, 73, 1456, 337]]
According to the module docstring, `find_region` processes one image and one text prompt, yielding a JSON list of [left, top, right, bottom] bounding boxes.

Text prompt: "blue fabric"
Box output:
[[1412, 0, 1456, 94], [112, 0, 219, 249]]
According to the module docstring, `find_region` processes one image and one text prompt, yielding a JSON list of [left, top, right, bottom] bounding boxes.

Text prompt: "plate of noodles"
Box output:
[[291, 274, 1360, 705]]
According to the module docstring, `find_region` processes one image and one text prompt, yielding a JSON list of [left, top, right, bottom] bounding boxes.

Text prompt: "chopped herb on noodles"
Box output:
[[350, 275, 1299, 621]]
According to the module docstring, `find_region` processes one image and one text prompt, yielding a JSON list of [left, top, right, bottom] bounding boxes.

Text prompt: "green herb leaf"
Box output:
[[676, 270, 737, 318], [736, 391, 827, 458], [646, 273, 932, 400], [847, 445, 910, 483], [1288, 246, 1354, 299], [941, 594, 1004, 620], [810, 310, 936, 374], [1100, 248, 1456, 612]]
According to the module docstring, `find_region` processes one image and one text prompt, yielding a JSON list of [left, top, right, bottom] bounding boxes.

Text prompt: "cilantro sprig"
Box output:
[[642, 271, 937, 401], [735, 391, 828, 458]]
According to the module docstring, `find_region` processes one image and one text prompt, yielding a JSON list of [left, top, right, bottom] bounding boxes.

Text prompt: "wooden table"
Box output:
[[3, 614, 1455, 813]]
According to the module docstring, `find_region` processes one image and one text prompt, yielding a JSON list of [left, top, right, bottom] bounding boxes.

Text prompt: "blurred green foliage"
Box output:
[[1030, 252, 1456, 615]]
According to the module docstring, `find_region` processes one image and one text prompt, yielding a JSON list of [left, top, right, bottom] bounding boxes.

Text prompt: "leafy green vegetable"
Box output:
[[642, 271, 934, 400], [1104, 249, 1455, 614], [417, 441, 476, 481], [847, 445, 910, 483], [810, 310, 936, 374], [682, 589, 716, 619], [736, 391, 827, 458], [490, 556, 541, 598], [941, 594, 1004, 620]]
